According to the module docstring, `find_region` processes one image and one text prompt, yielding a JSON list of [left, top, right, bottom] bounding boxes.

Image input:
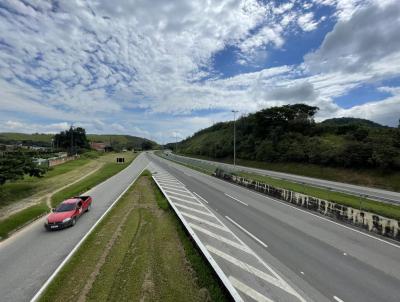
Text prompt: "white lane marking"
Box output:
[[181, 212, 229, 231], [157, 179, 183, 185], [334, 296, 345, 302], [225, 216, 268, 248], [159, 185, 189, 193], [207, 245, 296, 296], [151, 171, 244, 302], [230, 180, 400, 250], [31, 160, 149, 302], [155, 158, 306, 302], [174, 203, 214, 216], [343, 252, 347, 256], [229, 276, 274, 302], [193, 191, 209, 204], [190, 224, 251, 253], [169, 196, 205, 207], [224, 193, 248, 206], [300, 271, 304, 275], [156, 182, 185, 190], [163, 190, 197, 199]]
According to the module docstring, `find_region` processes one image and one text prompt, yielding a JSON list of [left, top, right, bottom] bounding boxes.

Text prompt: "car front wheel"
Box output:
[[86, 204, 91, 212], [71, 218, 76, 226]]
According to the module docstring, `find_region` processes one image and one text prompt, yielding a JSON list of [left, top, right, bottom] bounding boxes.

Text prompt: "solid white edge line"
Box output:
[[153, 155, 307, 302], [193, 191, 209, 203], [161, 155, 400, 249], [30, 160, 149, 302], [152, 174, 244, 302], [225, 216, 268, 248], [333, 295, 345, 302], [225, 193, 248, 206]]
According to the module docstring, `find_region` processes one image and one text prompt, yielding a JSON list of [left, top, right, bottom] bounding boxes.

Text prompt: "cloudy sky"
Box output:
[[0, 0, 399, 143]]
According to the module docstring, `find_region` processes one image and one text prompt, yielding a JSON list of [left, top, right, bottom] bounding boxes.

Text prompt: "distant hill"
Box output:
[[321, 117, 386, 128], [169, 104, 400, 171], [0, 132, 156, 149]]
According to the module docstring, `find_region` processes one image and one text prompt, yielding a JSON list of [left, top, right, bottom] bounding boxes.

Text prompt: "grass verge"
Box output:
[[39, 171, 228, 302], [239, 172, 400, 220], [0, 202, 48, 240], [50, 153, 136, 207], [157, 152, 400, 221], [177, 153, 400, 192], [0, 151, 101, 207]]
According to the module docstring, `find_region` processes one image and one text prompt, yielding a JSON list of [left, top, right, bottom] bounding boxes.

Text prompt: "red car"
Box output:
[[44, 196, 92, 230]]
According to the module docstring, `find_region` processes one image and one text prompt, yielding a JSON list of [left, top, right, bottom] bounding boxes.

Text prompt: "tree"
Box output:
[[53, 126, 89, 155], [0, 151, 47, 185], [141, 141, 153, 150]]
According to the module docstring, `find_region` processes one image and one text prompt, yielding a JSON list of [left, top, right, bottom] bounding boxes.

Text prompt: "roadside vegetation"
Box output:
[[157, 152, 400, 220], [167, 104, 400, 192], [40, 171, 228, 302], [0, 152, 137, 241], [0, 202, 48, 240], [50, 152, 136, 207], [0, 151, 100, 207]]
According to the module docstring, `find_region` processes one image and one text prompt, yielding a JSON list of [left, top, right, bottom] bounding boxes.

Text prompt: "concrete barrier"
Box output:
[[214, 168, 400, 241]]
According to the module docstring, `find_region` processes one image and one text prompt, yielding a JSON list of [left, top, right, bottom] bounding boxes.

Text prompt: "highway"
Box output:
[[1, 151, 399, 302], [170, 154, 400, 204], [150, 153, 400, 302], [0, 153, 149, 302]]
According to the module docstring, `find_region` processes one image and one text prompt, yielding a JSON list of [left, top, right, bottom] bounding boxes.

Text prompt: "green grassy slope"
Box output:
[[0, 132, 156, 148]]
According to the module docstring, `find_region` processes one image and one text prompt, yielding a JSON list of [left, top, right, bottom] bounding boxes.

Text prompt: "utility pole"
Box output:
[[70, 124, 74, 156], [175, 134, 178, 154], [232, 110, 239, 169]]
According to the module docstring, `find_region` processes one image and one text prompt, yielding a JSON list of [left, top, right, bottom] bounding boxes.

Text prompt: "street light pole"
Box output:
[[231, 110, 238, 169]]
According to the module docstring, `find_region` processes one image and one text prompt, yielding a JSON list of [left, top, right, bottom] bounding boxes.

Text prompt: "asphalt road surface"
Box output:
[[171, 154, 400, 204], [0, 153, 149, 302], [150, 153, 400, 302], [1, 152, 399, 302]]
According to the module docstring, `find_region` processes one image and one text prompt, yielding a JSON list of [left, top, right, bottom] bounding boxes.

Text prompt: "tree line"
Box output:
[[173, 104, 400, 170]]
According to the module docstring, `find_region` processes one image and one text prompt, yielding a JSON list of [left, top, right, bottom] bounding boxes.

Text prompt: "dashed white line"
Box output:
[[190, 225, 251, 253], [343, 252, 347, 256], [193, 191, 209, 204], [225, 216, 268, 248], [229, 276, 274, 302], [300, 271, 304, 275], [333, 295, 345, 302], [224, 193, 248, 206]]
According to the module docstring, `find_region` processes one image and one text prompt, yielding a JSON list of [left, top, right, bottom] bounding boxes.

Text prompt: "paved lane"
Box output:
[[151, 153, 400, 302], [170, 154, 400, 204], [0, 154, 149, 302]]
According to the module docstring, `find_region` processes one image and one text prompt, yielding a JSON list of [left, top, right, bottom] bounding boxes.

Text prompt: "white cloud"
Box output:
[[0, 0, 399, 142]]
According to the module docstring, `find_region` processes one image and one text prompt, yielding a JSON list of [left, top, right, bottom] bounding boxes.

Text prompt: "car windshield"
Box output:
[[55, 203, 76, 212]]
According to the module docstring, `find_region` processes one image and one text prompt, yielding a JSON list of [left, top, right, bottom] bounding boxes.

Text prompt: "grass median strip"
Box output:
[[40, 171, 229, 302]]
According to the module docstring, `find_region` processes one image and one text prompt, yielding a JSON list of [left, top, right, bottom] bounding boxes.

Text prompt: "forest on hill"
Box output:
[[172, 104, 400, 171]]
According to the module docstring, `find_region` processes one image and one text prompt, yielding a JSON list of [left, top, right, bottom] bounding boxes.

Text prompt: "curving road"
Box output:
[[0, 153, 149, 302]]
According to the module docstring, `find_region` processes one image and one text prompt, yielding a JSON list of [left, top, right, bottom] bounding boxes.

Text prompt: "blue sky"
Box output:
[[0, 0, 399, 143]]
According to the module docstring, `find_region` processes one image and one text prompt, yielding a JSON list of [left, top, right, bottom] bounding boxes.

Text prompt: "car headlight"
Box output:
[[63, 217, 72, 223]]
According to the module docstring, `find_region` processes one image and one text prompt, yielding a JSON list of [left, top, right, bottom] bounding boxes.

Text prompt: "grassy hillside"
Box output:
[[0, 132, 156, 149], [169, 104, 400, 190]]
